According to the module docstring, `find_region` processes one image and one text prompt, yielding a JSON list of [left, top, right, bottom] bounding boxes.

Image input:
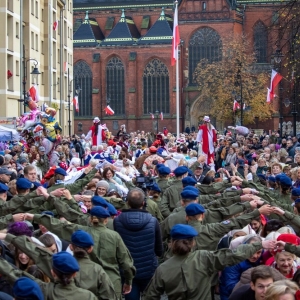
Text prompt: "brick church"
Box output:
[[73, 0, 280, 134]]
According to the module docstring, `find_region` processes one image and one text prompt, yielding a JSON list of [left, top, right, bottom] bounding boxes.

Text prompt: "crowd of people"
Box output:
[[0, 117, 300, 300]]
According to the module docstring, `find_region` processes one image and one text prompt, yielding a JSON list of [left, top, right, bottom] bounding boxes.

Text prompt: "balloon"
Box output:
[[28, 100, 38, 111], [41, 138, 54, 154], [44, 121, 62, 142]]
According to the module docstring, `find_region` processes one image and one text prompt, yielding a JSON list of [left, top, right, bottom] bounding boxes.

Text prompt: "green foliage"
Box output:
[[193, 34, 274, 124]]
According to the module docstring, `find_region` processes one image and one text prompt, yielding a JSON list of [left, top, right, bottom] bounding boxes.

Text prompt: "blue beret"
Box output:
[[275, 174, 283, 181], [52, 251, 79, 274], [257, 174, 266, 181], [170, 224, 198, 240], [92, 196, 108, 208], [107, 203, 118, 216], [90, 206, 110, 218], [148, 183, 161, 193], [13, 277, 44, 300], [279, 176, 292, 187], [156, 164, 164, 169], [268, 176, 276, 183], [33, 181, 42, 188], [41, 211, 54, 217], [185, 203, 206, 216], [182, 177, 197, 187], [295, 198, 300, 204], [174, 166, 189, 177], [187, 169, 193, 177], [181, 186, 199, 199], [16, 178, 33, 189], [158, 166, 171, 175], [55, 168, 67, 176], [292, 188, 300, 196], [71, 230, 94, 248], [0, 183, 9, 193]]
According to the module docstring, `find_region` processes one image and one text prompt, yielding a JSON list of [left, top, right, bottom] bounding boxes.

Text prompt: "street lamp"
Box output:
[[272, 46, 284, 137], [21, 53, 40, 112], [67, 68, 81, 137], [235, 65, 243, 126]]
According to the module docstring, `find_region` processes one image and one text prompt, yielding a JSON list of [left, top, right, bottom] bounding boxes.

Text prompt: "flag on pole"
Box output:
[[104, 105, 114, 115], [53, 20, 59, 31], [73, 94, 79, 112], [171, 3, 180, 66], [233, 100, 240, 111], [266, 69, 283, 103], [160, 112, 164, 120], [28, 84, 39, 102], [150, 113, 154, 119]]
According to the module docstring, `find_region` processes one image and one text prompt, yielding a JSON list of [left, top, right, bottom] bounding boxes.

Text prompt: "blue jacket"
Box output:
[[219, 259, 260, 300], [113, 209, 163, 279]]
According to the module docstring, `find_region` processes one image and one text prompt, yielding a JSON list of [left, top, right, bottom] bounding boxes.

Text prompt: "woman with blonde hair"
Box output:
[[265, 280, 299, 300]]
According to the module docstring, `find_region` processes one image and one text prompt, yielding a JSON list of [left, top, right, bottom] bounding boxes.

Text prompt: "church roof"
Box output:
[[73, 12, 104, 47], [73, 0, 175, 11], [138, 9, 173, 45], [101, 10, 140, 46]]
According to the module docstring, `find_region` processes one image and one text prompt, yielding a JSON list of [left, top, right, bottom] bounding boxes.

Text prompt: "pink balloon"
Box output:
[[41, 138, 54, 155]]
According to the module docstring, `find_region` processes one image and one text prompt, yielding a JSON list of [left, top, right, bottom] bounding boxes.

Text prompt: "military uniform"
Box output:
[[33, 214, 135, 299], [143, 242, 264, 300], [161, 202, 251, 241], [0, 257, 98, 300], [189, 209, 260, 251], [47, 168, 97, 194], [156, 178, 170, 195], [160, 179, 183, 217], [146, 198, 164, 222]]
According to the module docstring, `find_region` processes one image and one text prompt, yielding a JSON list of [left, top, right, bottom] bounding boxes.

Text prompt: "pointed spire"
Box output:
[[85, 10, 89, 21], [161, 7, 165, 16], [121, 9, 125, 18]]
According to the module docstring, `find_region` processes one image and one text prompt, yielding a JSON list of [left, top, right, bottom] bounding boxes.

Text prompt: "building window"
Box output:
[[31, 32, 34, 49], [74, 60, 93, 117], [35, 1, 38, 18], [188, 27, 222, 85], [254, 21, 268, 63], [202, 2, 206, 11], [106, 57, 125, 115], [143, 59, 170, 114]]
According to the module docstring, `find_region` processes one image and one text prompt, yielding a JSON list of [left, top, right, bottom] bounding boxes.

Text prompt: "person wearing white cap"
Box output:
[[196, 116, 217, 164], [85, 117, 107, 147]]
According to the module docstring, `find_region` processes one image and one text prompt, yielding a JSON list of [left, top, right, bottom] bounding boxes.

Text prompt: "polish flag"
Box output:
[[104, 105, 114, 115], [160, 112, 164, 120], [266, 69, 283, 103], [233, 100, 240, 111], [150, 113, 154, 119], [28, 84, 39, 102], [53, 20, 59, 31], [73, 94, 79, 112], [171, 3, 180, 66]]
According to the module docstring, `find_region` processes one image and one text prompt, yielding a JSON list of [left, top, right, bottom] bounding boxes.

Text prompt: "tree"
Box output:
[[193, 34, 274, 125]]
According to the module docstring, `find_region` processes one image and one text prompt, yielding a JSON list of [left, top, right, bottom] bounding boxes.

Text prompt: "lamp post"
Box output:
[[22, 47, 40, 112], [272, 47, 284, 138], [291, 72, 297, 136], [67, 68, 81, 137], [155, 110, 159, 134], [235, 65, 243, 126]]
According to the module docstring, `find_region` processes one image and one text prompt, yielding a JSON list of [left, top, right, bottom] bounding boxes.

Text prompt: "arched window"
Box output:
[[74, 60, 93, 117], [188, 27, 222, 85], [143, 59, 169, 114], [106, 57, 125, 115], [254, 21, 268, 63]]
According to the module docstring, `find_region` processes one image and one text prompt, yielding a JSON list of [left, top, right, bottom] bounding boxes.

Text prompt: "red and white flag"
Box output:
[[28, 84, 39, 102], [160, 112, 164, 120], [53, 20, 59, 31], [266, 69, 283, 103], [233, 100, 240, 111], [150, 113, 154, 119], [104, 105, 114, 115], [73, 95, 79, 112], [171, 3, 180, 66]]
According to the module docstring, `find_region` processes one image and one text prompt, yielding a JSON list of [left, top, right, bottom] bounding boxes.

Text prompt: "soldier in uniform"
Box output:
[[143, 224, 276, 300]]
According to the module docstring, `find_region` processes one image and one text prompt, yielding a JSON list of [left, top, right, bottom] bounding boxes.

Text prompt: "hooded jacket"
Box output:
[[113, 209, 163, 279]]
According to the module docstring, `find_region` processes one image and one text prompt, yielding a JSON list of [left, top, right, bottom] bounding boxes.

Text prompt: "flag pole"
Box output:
[[175, 0, 180, 139]]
